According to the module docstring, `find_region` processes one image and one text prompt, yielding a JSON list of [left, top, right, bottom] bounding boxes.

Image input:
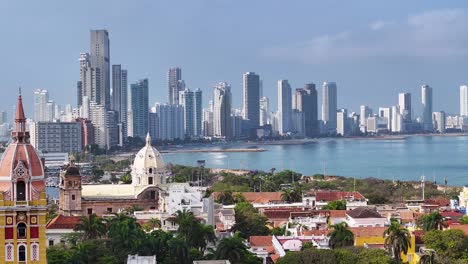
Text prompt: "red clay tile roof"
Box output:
[[262, 208, 310, 219], [329, 210, 348, 218], [350, 227, 387, 237], [213, 192, 283, 204], [249, 236, 273, 247], [424, 198, 450, 206], [441, 211, 464, 218], [449, 224, 468, 235], [46, 215, 82, 229], [271, 254, 280, 263], [316, 191, 365, 201], [302, 229, 332, 236], [347, 207, 383, 218], [399, 211, 416, 222]]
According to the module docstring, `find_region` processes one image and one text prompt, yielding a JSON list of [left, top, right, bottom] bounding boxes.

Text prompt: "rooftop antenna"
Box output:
[[353, 176, 356, 192], [421, 175, 426, 201]]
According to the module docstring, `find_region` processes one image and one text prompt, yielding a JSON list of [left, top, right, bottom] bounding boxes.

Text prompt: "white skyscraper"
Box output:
[[34, 89, 49, 122], [90, 30, 110, 108], [421, 85, 433, 131], [259, 97, 269, 126], [398, 93, 411, 123], [45, 101, 55, 122], [433, 111, 446, 133], [336, 109, 348, 136], [359, 105, 372, 127], [213, 82, 232, 138], [378, 107, 391, 130], [322, 82, 338, 134], [150, 104, 184, 141], [460, 85, 468, 116], [278, 80, 292, 135], [391, 106, 403, 132]]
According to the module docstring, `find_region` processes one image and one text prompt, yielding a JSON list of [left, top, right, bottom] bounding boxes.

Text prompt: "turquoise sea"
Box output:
[[163, 135, 468, 186]]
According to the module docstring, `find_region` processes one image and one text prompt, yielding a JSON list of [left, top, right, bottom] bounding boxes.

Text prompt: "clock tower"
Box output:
[[0, 94, 47, 263]]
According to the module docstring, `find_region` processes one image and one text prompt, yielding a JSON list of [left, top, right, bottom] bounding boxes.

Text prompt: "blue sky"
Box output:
[[1, 1, 468, 118]]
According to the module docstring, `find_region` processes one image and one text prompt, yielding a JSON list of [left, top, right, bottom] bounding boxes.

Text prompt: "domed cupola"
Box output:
[[131, 133, 166, 186], [0, 93, 45, 203]]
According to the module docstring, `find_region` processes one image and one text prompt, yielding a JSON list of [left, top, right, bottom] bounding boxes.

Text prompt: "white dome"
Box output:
[[133, 144, 165, 171], [131, 133, 166, 186]]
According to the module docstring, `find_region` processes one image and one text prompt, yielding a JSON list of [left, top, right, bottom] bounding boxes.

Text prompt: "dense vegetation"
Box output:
[[47, 210, 261, 264], [423, 229, 468, 264], [276, 247, 396, 264]]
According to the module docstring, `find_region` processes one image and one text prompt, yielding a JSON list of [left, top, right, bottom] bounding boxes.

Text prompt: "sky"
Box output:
[[1, 0, 468, 119]]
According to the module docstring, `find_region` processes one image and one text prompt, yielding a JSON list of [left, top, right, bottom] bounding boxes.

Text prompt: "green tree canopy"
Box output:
[[322, 200, 347, 210], [423, 229, 468, 262], [329, 222, 354, 249], [232, 202, 269, 238]]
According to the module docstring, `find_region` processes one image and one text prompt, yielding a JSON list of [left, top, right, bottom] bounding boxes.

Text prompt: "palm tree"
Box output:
[[418, 210, 447, 231], [329, 222, 354, 249], [215, 235, 249, 264], [217, 190, 235, 205], [74, 214, 107, 241], [383, 219, 411, 262], [120, 173, 132, 184], [281, 189, 293, 203], [418, 249, 436, 264], [169, 236, 191, 264], [143, 218, 161, 232]]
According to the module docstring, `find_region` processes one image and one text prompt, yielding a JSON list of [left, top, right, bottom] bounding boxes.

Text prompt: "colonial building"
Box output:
[[59, 133, 168, 216], [0, 95, 48, 263]]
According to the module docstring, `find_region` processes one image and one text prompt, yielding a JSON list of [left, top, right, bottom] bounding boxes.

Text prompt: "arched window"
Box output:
[[17, 223, 27, 238], [31, 243, 39, 261], [149, 168, 153, 174], [17, 181, 26, 201], [5, 244, 13, 261], [18, 245, 26, 261]]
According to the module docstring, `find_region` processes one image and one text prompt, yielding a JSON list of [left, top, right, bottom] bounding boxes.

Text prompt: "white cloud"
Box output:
[[261, 8, 468, 64], [370, 21, 386, 31]]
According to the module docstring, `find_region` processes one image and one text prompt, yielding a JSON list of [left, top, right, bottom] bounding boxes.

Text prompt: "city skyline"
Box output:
[[2, 1, 468, 117]]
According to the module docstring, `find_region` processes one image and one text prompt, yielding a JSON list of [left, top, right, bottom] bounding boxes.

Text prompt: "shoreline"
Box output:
[[161, 148, 267, 153]]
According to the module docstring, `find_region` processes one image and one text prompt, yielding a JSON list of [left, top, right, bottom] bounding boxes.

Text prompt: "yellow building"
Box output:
[[0, 94, 47, 263], [351, 227, 419, 264]]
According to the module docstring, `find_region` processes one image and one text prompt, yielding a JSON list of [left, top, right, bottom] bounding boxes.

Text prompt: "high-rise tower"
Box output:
[[243, 72, 260, 129], [111, 65, 128, 144], [90, 30, 110, 108], [460, 85, 468, 117], [398, 93, 412, 123], [168, 67, 183, 105], [322, 82, 338, 134], [278, 80, 292, 135], [213, 82, 232, 138], [131, 79, 149, 139], [421, 85, 433, 131]]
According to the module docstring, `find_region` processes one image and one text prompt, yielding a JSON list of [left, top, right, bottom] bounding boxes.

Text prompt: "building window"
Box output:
[[107, 208, 112, 213], [18, 245, 26, 261], [31, 244, 39, 261], [150, 191, 156, 200], [17, 181, 26, 201], [5, 244, 13, 261], [148, 177, 153, 185], [72, 195, 75, 200], [87, 208, 93, 215], [149, 168, 153, 174], [17, 223, 27, 238], [49, 240, 54, 246]]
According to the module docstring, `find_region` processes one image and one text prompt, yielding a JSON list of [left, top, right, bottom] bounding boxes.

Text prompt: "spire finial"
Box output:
[[146, 132, 151, 146], [18, 86, 22, 96]]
